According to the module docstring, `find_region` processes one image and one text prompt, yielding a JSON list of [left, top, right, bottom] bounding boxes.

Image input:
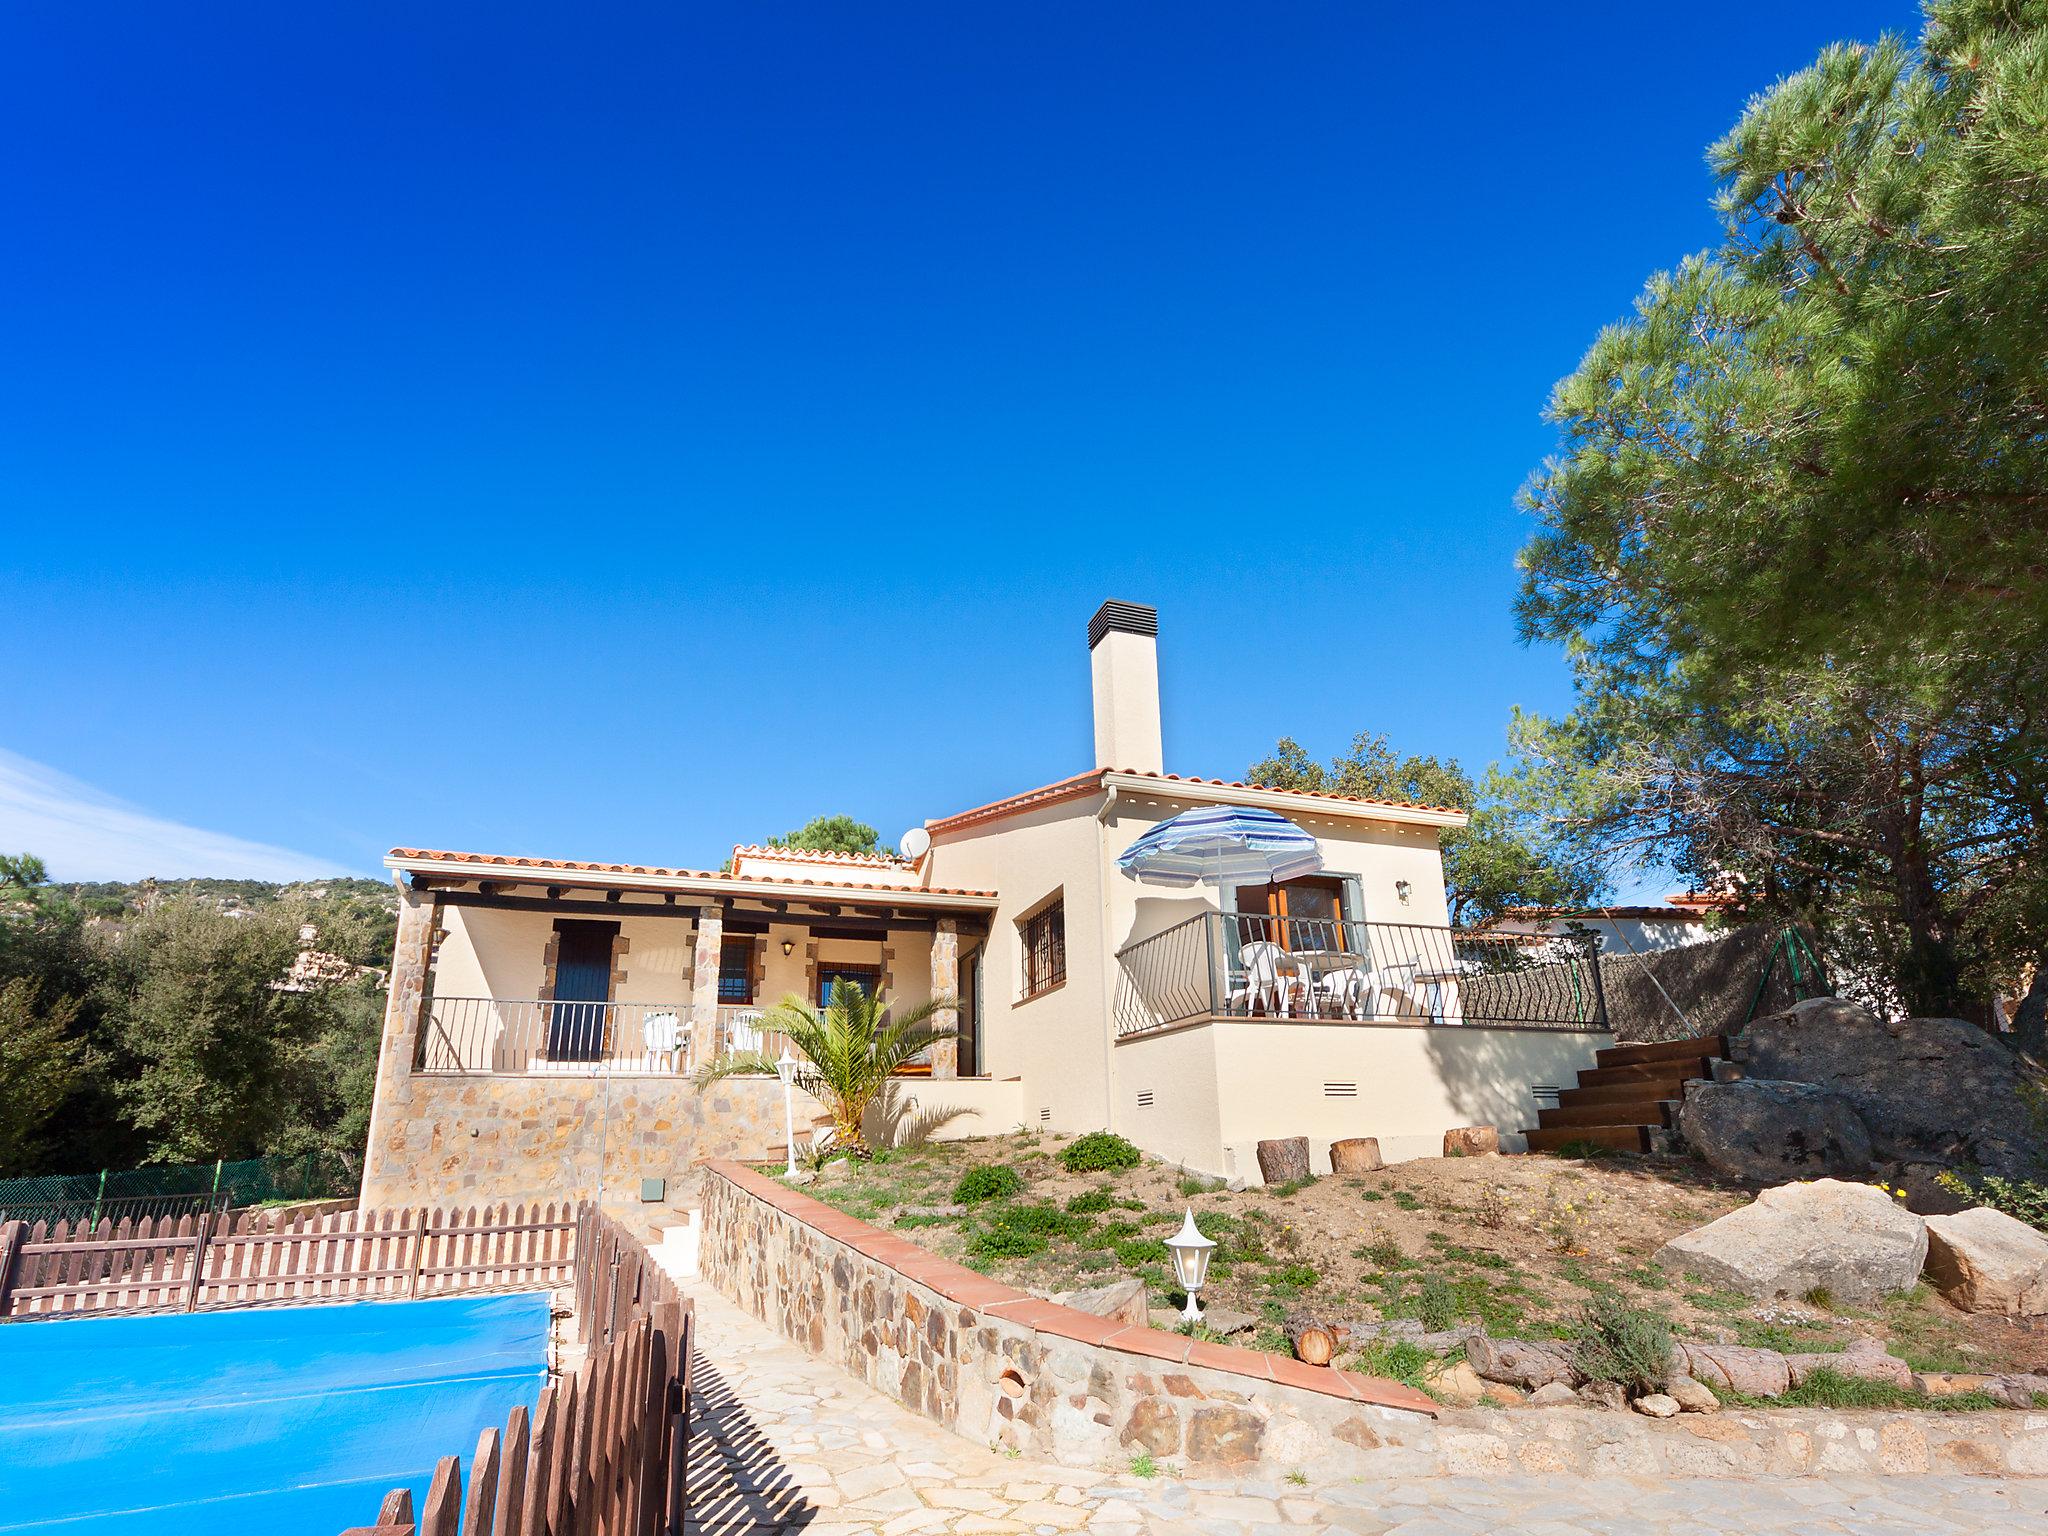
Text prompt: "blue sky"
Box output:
[[1, 2, 1921, 885]]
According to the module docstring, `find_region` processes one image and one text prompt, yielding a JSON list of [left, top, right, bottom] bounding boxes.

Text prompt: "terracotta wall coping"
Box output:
[[703, 1159, 1438, 1418]]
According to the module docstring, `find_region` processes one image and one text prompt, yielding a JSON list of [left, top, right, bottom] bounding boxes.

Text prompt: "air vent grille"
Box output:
[[1136, 1090, 1154, 1108], [1039, 1107, 1052, 1123], [1532, 1084, 1564, 1108], [1323, 1081, 1358, 1098]]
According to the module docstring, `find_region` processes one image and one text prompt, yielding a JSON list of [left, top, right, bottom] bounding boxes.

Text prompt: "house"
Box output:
[[1482, 894, 1734, 957], [359, 601, 1612, 1208]]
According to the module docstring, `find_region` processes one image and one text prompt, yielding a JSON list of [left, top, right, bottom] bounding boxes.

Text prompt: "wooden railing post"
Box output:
[[0, 1219, 25, 1318], [408, 1208, 429, 1296], [182, 1207, 216, 1312]]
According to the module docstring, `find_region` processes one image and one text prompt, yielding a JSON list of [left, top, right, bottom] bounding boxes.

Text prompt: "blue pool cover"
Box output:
[[0, 1292, 549, 1535]]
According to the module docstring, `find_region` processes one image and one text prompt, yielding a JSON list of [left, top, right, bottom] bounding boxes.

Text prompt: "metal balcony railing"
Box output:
[[413, 998, 695, 1075], [1111, 913, 1607, 1038]]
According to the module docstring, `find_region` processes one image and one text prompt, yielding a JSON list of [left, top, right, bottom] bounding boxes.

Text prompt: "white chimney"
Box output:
[[1088, 600, 1163, 773]]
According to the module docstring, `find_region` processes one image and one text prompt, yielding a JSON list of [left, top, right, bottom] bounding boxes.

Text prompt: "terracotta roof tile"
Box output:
[[925, 767, 1465, 835], [385, 847, 995, 900], [728, 844, 915, 869]]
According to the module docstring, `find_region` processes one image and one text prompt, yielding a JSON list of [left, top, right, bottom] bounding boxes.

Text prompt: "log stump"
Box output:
[[1256, 1136, 1311, 1186], [1330, 1137, 1383, 1173], [1443, 1125, 1500, 1157], [1285, 1314, 1347, 1367]]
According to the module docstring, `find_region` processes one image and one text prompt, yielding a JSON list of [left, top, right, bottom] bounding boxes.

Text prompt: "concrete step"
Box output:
[[1595, 1035, 1728, 1070], [1522, 1123, 1653, 1155], [1538, 1099, 1676, 1131]]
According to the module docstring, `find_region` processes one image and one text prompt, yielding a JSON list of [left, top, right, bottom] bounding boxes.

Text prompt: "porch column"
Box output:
[[689, 907, 725, 1066], [360, 884, 437, 1203], [929, 917, 959, 1079]]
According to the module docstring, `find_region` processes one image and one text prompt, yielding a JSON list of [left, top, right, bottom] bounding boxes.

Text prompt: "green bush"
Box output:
[[1061, 1131, 1142, 1174], [1349, 1338, 1435, 1391], [1938, 1170, 2048, 1232], [1065, 1187, 1114, 1214], [993, 1202, 1090, 1240], [1114, 1237, 1169, 1268], [953, 1164, 1023, 1204], [1416, 1273, 1458, 1332], [1571, 1295, 1674, 1396], [1272, 1262, 1320, 1290], [967, 1222, 1046, 1260]]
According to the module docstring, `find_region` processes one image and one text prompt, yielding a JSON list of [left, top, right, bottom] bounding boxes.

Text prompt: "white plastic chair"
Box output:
[[1316, 967, 1368, 1018], [726, 1010, 765, 1056], [1232, 942, 1310, 1016], [1362, 955, 1424, 1017], [643, 1011, 684, 1072]]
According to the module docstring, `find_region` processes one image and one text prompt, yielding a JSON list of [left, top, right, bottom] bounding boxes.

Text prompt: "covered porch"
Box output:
[[390, 852, 996, 1080]]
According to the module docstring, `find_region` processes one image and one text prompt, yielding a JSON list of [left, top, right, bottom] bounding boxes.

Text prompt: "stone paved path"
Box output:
[[679, 1284, 2048, 1536]]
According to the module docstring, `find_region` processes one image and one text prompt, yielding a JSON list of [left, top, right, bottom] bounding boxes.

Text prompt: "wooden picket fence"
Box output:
[[344, 1207, 696, 1536], [0, 1201, 580, 1318]]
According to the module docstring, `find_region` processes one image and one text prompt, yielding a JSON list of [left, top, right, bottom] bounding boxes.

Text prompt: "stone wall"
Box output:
[[700, 1161, 2048, 1479], [361, 1071, 795, 1210]]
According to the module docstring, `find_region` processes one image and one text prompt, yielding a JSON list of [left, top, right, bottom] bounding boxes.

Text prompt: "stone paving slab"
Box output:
[[677, 1281, 2048, 1535]]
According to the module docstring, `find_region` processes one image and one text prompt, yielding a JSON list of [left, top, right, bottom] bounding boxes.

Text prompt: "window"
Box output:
[[1232, 876, 1350, 950], [816, 964, 880, 1008], [1020, 900, 1066, 999], [717, 938, 756, 1004]]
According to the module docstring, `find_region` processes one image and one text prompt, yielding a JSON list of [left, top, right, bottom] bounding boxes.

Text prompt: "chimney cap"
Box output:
[[1087, 600, 1158, 649]]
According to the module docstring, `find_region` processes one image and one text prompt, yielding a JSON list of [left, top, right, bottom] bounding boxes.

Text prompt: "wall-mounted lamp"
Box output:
[[781, 938, 795, 958], [1395, 880, 1413, 906]]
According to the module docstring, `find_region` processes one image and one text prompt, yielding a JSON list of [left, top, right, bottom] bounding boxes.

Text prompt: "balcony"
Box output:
[[414, 997, 695, 1075], [1111, 912, 1608, 1039]]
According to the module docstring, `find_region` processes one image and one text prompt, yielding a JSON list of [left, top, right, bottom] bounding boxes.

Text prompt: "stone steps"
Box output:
[[1522, 1123, 1653, 1154], [1524, 1034, 1727, 1156]]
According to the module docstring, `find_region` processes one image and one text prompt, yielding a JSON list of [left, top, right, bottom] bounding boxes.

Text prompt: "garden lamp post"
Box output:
[[1164, 1208, 1217, 1324], [775, 1048, 800, 1178]]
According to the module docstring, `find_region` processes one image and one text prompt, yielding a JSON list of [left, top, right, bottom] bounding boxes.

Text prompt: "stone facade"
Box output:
[[360, 1064, 803, 1211], [700, 1161, 2048, 1480]]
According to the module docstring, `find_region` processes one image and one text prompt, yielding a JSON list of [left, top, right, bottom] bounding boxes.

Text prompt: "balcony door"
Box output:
[[548, 919, 617, 1061], [1231, 876, 1351, 953]]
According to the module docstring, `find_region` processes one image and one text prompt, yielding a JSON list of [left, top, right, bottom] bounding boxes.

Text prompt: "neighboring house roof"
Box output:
[[926, 767, 1469, 836], [384, 848, 997, 906], [726, 844, 914, 870], [1490, 904, 1715, 923]]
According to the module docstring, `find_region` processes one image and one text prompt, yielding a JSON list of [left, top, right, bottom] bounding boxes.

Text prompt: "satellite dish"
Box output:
[[899, 827, 932, 861]]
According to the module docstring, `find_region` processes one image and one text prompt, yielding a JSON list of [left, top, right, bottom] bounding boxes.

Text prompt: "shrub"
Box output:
[[1356, 1230, 1406, 1270], [1416, 1273, 1458, 1332], [1066, 1187, 1114, 1214], [1571, 1295, 1674, 1396], [1272, 1262, 1320, 1290], [1114, 1236, 1169, 1268], [1348, 1337, 1434, 1391], [953, 1164, 1023, 1204], [1061, 1131, 1142, 1174], [993, 1202, 1089, 1240], [967, 1222, 1045, 1260], [1937, 1170, 2048, 1232]]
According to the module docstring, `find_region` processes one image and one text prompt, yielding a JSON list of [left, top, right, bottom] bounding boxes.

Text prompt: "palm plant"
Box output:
[[693, 981, 959, 1160]]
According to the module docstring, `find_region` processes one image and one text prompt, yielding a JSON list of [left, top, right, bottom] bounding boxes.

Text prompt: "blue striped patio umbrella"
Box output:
[[1116, 804, 1323, 888]]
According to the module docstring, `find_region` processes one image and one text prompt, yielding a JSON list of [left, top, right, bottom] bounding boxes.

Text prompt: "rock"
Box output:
[[1576, 1380, 1628, 1410], [1200, 1305, 1258, 1337], [1443, 1126, 1499, 1158], [1924, 1206, 2048, 1316], [1118, 1397, 1181, 1456], [1419, 1358, 1488, 1407], [1633, 1393, 1680, 1418], [1057, 1277, 1149, 1328], [1674, 1342, 1790, 1398], [1666, 1373, 1720, 1413], [1467, 1335, 1577, 1389], [897, 1203, 966, 1220], [1786, 1338, 1912, 1389], [1184, 1405, 1264, 1465], [1733, 998, 2045, 1182], [1330, 1136, 1384, 1173], [1655, 1178, 1927, 1303], [1984, 1375, 2039, 1409], [1528, 1382, 1577, 1407], [1676, 1079, 1873, 1184]]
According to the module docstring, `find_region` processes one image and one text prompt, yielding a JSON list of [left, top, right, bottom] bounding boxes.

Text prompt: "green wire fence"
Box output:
[[0, 1151, 356, 1227]]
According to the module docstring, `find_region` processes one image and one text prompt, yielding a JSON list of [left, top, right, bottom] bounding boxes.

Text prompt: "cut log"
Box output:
[[1285, 1314, 1347, 1367], [1443, 1126, 1499, 1157], [1330, 1137, 1383, 1173], [1257, 1137, 1311, 1185]]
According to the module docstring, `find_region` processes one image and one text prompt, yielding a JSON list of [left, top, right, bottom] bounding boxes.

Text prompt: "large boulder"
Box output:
[[1656, 1178, 1928, 1304], [1924, 1206, 2048, 1316], [1677, 1078, 1874, 1184], [1732, 998, 2045, 1181]]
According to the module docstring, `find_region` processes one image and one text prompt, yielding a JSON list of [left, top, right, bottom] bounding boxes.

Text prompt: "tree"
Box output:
[[1249, 734, 1588, 924], [0, 979, 83, 1176], [95, 899, 334, 1163], [693, 982, 958, 1158], [769, 814, 885, 857], [1513, 0, 2048, 1037]]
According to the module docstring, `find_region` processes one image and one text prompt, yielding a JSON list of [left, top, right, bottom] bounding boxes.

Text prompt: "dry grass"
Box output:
[[794, 1132, 2036, 1374]]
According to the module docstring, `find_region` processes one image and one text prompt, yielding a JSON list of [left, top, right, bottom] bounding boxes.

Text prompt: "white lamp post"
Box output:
[[1164, 1208, 1217, 1324], [774, 1048, 800, 1178]]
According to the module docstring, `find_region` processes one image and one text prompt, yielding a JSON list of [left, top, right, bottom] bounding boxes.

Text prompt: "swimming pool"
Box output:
[[0, 1292, 549, 1535]]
